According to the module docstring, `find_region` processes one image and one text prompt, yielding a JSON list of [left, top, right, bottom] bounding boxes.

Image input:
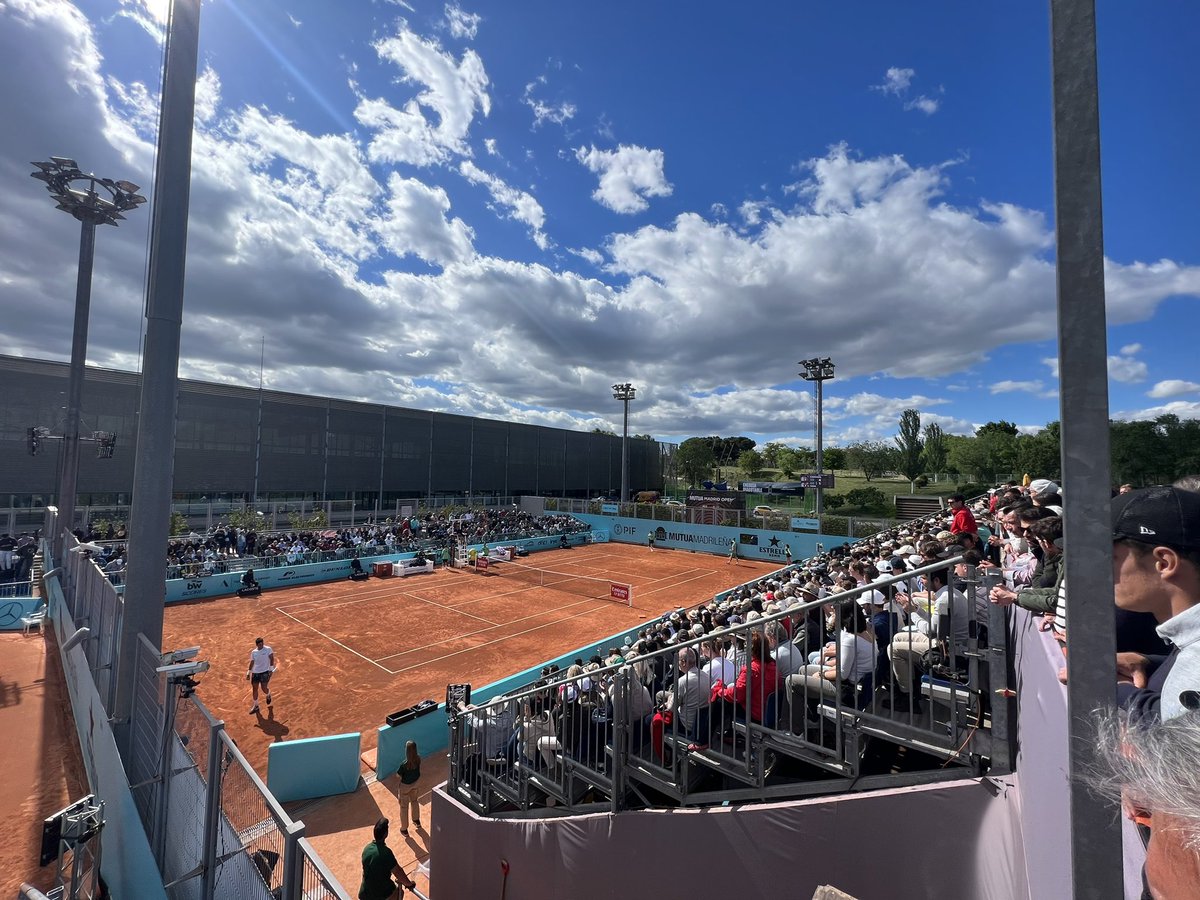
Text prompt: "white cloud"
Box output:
[[483, 137, 498, 156], [116, 0, 166, 41], [522, 77, 576, 128], [445, 4, 481, 40], [1148, 379, 1200, 399], [575, 144, 672, 214], [1043, 352, 1150, 386], [458, 161, 549, 249], [1, 6, 1197, 445], [1108, 347, 1147, 383], [568, 247, 605, 266], [372, 173, 476, 265], [357, 25, 491, 167], [874, 67, 914, 96], [288, 13, 302, 28], [905, 95, 940, 115], [1114, 400, 1200, 422], [991, 380, 1044, 394], [872, 67, 940, 115]]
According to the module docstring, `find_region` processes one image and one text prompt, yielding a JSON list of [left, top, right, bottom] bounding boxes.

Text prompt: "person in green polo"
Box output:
[[359, 817, 415, 899]]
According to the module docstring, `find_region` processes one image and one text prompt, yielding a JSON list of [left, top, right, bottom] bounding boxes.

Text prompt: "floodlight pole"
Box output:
[[799, 358, 835, 518], [29, 158, 147, 558], [612, 383, 636, 502], [115, 0, 202, 757]]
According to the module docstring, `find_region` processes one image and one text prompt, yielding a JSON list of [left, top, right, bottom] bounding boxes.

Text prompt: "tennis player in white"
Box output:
[[247, 636, 275, 714]]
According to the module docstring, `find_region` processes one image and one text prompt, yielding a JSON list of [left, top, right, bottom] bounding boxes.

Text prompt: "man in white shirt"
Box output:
[[700, 639, 736, 685], [246, 636, 275, 715]]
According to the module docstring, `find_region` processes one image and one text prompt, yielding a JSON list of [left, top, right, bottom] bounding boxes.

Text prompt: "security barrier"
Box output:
[[447, 556, 1011, 815]]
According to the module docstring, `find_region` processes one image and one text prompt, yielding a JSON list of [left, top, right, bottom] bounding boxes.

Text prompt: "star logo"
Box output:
[[769, 536, 780, 547]]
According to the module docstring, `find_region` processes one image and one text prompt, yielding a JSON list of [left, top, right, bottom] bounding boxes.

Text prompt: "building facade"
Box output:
[[0, 355, 662, 508]]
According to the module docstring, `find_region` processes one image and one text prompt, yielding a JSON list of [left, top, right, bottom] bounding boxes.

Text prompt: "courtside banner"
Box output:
[[477, 556, 489, 570], [610, 583, 630, 603], [572, 514, 851, 563], [164, 552, 409, 602]]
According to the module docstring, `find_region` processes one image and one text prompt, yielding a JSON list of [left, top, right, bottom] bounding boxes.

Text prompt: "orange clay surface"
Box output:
[[0, 632, 89, 898], [164, 544, 778, 777], [164, 544, 777, 892]]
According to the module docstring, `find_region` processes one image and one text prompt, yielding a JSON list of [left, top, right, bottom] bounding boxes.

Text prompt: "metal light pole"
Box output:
[[30, 158, 146, 557], [799, 357, 835, 518], [612, 383, 636, 502]]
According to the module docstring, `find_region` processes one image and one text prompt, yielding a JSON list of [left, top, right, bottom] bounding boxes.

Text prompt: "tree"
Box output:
[[844, 441, 896, 482], [591, 427, 616, 436], [894, 408, 924, 489], [922, 422, 947, 474], [761, 442, 785, 469], [947, 435, 988, 480], [844, 487, 889, 513], [1110, 420, 1170, 485], [976, 421, 1019, 438], [676, 437, 716, 487], [822, 447, 846, 470], [776, 446, 812, 478], [1015, 425, 1061, 480], [737, 448, 766, 479]]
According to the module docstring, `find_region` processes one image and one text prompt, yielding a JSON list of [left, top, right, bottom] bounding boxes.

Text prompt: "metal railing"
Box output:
[[0, 578, 35, 597], [447, 556, 1012, 816], [50, 525, 351, 900]]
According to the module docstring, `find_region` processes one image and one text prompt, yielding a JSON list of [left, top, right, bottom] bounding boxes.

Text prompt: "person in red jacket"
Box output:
[[948, 494, 977, 536], [714, 631, 778, 724]]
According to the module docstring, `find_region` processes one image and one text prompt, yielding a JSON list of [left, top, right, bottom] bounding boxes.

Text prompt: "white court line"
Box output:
[[372, 594, 602, 663], [273, 607, 394, 674], [384, 602, 619, 676], [630, 568, 715, 600], [284, 587, 499, 626]]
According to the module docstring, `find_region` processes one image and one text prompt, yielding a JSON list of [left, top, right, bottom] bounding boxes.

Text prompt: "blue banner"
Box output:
[[573, 514, 850, 564]]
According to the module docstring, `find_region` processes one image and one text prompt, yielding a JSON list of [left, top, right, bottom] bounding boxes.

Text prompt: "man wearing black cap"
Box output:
[[1113, 486, 1200, 722]]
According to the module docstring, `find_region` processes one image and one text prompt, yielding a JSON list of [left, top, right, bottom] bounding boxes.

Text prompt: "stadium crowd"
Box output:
[[457, 472, 1200, 897], [76, 507, 589, 580]]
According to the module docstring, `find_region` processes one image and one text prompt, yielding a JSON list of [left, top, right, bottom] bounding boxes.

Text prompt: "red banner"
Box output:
[[476, 556, 489, 570], [609, 583, 629, 602]]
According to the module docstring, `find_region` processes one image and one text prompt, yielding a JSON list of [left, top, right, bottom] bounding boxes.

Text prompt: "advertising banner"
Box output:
[[575, 514, 850, 563], [685, 489, 746, 510]]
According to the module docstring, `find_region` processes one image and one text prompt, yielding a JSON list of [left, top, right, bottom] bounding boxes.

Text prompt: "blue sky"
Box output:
[[0, 0, 1197, 451]]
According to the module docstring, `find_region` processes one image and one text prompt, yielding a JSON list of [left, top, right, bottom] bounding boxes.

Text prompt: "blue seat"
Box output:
[[762, 691, 779, 729]]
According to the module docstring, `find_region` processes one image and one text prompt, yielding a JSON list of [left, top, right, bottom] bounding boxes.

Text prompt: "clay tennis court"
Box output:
[[163, 543, 779, 775]]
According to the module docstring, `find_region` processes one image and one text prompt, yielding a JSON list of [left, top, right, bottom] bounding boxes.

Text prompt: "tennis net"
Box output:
[[485, 559, 633, 606]]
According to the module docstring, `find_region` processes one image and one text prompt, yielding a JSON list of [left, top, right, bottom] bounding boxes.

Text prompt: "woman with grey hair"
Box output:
[[1092, 708, 1200, 899]]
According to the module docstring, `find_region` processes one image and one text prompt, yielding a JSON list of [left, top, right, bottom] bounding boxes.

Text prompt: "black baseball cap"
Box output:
[[1111, 486, 1200, 550]]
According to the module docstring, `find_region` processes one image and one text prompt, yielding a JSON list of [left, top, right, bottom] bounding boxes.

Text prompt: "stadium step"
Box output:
[[894, 495, 944, 520]]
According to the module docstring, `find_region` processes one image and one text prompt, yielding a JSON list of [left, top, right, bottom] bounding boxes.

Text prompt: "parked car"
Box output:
[[663, 499, 685, 507], [752, 505, 779, 517]]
